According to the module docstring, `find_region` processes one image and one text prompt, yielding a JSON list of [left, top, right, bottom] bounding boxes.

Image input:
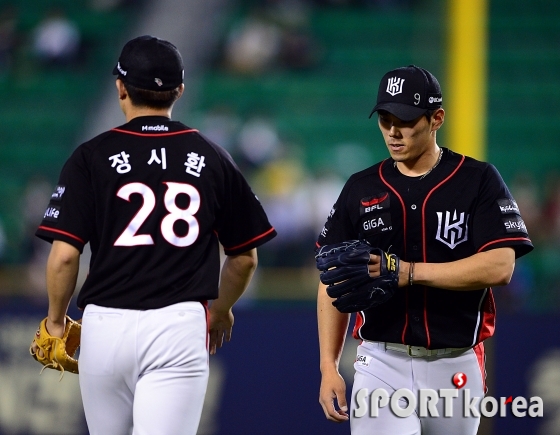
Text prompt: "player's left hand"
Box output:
[[30, 315, 81, 376], [30, 318, 65, 358], [208, 306, 234, 355]]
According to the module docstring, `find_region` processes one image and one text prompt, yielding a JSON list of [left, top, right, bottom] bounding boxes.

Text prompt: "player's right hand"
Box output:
[[319, 369, 349, 422], [208, 306, 234, 355]]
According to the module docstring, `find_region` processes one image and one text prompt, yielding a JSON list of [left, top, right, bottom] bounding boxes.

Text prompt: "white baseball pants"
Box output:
[[350, 340, 485, 435], [79, 302, 209, 435]]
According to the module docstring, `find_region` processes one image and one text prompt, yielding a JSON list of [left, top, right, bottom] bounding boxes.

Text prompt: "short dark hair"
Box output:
[[124, 83, 181, 109], [424, 109, 436, 121]]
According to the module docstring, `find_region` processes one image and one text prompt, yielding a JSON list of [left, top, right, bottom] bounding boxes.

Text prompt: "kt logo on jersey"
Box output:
[[360, 192, 390, 214], [436, 210, 469, 249]]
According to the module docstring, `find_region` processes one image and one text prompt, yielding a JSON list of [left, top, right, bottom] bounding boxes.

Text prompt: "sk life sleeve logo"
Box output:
[[386, 77, 405, 96], [436, 210, 469, 249]]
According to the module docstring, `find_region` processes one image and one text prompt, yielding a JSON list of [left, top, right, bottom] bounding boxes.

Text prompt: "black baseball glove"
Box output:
[[315, 240, 400, 313]]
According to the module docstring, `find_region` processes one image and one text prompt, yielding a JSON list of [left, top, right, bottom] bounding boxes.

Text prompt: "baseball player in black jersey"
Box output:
[[316, 65, 533, 434], [31, 35, 276, 435]]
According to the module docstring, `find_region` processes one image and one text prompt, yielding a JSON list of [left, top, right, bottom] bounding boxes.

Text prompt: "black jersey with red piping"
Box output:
[[36, 116, 276, 310], [316, 148, 533, 349]]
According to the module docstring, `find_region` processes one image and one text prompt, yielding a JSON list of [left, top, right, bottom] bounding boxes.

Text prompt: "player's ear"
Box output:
[[115, 79, 127, 100], [176, 84, 185, 100], [431, 108, 445, 132]]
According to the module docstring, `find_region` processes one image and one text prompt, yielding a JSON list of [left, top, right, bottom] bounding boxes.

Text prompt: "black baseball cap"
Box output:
[[112, 35, 184, 91], [369, 65, 442, 122]]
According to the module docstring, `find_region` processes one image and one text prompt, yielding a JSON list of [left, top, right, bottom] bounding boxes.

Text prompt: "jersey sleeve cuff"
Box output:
[[478, 237, 534, 259], [36, 226, 86, 253], [222, 227, 277, 256]]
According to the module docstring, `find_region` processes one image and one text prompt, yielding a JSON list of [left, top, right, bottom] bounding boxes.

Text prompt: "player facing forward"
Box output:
[[316, 65, 533, 434], [32, 35, 276, 435]]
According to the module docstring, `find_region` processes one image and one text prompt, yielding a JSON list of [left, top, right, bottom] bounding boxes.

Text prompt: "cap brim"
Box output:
[[369, 102, 427, 122], [112, 64, 119, 75]]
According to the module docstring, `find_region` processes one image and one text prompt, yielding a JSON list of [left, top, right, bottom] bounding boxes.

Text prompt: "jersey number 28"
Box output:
[[114, 182, 200, 247]]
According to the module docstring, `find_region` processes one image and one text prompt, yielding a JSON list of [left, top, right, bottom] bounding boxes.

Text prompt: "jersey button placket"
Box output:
[[405, 197, 425, 342], [408, 203, 421, 257]]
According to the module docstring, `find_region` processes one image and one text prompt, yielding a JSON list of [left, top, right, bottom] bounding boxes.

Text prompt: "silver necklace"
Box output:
[[394, 148, 443, 180]]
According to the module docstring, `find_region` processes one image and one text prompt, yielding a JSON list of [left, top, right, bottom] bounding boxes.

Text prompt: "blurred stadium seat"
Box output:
[[0, 0, 559, 311], [0, 0, 136, 265]]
